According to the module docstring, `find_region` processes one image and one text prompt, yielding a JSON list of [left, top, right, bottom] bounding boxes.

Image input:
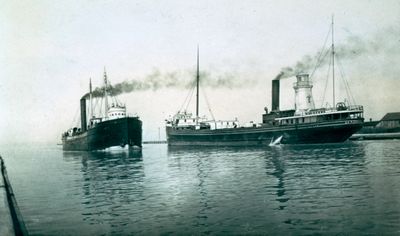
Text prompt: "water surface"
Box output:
[[1, 141, 400, 235]]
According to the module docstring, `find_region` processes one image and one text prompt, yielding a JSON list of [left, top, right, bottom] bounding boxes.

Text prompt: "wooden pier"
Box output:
[[349, 132, 400, 140], [142, 140, 167, 144], [0, 155, 28, 236]]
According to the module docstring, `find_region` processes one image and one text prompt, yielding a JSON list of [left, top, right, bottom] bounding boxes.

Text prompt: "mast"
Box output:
[[89, 78, 93, 119], [103, 67, 109, 118], [332, 15, 335, 108], [196, 46, 200, 121]]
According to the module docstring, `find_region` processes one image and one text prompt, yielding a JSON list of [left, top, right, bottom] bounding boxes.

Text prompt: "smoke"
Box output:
[[80, 26, 400, 101], [273, 26, 400, 80], [82, 68, 255, 99]]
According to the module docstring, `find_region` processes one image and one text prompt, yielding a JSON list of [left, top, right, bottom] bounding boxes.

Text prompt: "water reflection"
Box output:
[[269, 147, 289, 210], [266, 142, 369, 232], [166, 146, 214, 232], [195, 156, 210, 227], [9, 140, 400, 235], [266, 143, 367, 211], [166, 145, 271, 234], [63, 149, 143, 233]]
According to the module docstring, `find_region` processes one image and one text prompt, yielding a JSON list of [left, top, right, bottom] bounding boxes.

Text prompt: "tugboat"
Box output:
[[166, 23, 364, 146], [62, 70, 142, 151]]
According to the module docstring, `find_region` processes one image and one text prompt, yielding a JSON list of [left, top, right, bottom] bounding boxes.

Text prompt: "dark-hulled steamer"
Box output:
[[166, 22, 364, 146], [62, 70, 142, 151]]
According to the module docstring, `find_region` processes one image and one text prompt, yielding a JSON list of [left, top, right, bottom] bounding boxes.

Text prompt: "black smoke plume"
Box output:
[[82, 69, 253, 99], [273, 26, 400, 80]]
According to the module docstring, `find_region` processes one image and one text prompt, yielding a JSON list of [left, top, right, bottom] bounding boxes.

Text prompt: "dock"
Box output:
[[142, 140, 167, 144], [0, 155, 28, 236], [350, 132, 400, 140]]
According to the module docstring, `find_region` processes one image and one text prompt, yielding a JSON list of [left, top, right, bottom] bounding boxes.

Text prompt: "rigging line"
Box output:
[[321, 46, 333, 107], [178, 78, 196, 112], [336, 56, 352, 105], [336, 54, 356, 105], [112, 95, 119, 107], [200, 85, 216, 121], [184, 80, 197, 112], [106, 79, 119, 106], [310, 24, 332, 80], [313, 46, 332, 107], [179, 79, 196, 112], [92, 97, 100, 117], [99, 95, 104, 116], [186, 80, 197, 110], [185, 85, 195, 111]]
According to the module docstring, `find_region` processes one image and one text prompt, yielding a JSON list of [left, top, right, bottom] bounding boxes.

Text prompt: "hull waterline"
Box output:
[[166, 120, 363, 146], [62, 117, 142, 151]]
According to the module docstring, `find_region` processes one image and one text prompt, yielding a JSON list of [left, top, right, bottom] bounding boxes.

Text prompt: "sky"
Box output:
[[1, 0, 400, 144]]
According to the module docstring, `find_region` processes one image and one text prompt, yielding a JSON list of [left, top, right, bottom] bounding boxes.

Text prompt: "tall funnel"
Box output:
[[272, 79, 280, 111], [80, 98, 87, 132]]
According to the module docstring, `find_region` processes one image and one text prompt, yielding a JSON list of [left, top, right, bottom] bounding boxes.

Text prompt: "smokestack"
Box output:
[[80, 98, 87, 132], [272, 79, 280, 111]]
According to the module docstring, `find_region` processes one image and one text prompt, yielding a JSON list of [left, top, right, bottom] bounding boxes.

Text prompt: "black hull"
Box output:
[[62, 117, 142, 151], [166, 119, 363, 146]]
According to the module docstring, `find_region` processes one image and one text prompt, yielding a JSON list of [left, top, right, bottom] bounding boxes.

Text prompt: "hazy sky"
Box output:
[[1, 0, 400, 144]]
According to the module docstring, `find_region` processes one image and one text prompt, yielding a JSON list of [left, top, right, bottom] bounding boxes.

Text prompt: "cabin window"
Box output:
[[302, 117, 305, 123]]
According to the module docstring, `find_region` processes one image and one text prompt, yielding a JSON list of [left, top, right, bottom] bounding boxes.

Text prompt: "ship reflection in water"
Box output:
[[4, 141, 399, 235], [63, 149, 144, 234]]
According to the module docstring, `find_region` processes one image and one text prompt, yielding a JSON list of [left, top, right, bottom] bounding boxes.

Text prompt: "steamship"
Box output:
[[166, 30, 364, 146], [61, 70, 142, 151]]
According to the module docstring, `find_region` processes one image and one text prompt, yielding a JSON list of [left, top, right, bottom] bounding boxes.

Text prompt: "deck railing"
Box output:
[[305, 105, 363, 115]]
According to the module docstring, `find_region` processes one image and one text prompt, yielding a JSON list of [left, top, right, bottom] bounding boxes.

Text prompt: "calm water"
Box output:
[[1, 141, 400, 235]]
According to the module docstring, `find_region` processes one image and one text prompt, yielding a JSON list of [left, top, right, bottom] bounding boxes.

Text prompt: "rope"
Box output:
[[183, 81, 196, 112], [99, 96, 103, 116], [177, 80, 195, 112], [92, 96, 100, 117], [310, 25, 332, 80], [106, 78, 122, 106], [320, 46, 332, 107], [336, 55, 357, 105], [201, 85, 216, 121]]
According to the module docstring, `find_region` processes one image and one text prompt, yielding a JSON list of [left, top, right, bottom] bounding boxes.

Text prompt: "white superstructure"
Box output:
[[108, 104, 126, 120]]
